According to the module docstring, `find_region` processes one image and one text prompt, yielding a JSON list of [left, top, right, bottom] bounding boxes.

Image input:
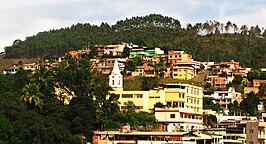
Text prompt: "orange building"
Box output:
[[206, 75, 227, 88]]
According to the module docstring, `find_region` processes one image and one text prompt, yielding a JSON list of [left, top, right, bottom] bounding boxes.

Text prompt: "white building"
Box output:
[[211, 87, 242, 113]]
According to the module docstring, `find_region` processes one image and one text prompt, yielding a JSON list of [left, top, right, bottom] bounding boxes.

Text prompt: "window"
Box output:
[[122, 94, 133, 98], [180, 102, 184, 108], [182, 93, 185, 98], [135, 94, 143, 98], [170, 114, 175, 118], [166, 102, 172, 107], [173, 102, 178, 108], [112, 80, 114, 85]]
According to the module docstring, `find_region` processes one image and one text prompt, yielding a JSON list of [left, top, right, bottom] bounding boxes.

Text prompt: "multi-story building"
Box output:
[[171, 61, 200, 80], [211, 87, 242, 113], [167, 50, 193, 64], [155, 84, 203, 131], [96, 43, 130, 56], [172, 64, 195, 80], [206, 75, 228, 88]]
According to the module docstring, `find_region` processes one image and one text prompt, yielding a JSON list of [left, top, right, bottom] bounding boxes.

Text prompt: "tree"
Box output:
[[203, 97, 223, 113], [31, 65, 55, 98], [203, 114, 217, 127], [0, 114, 14, 143], [247, 70, 261, 82], [240, 92, 259, 116], [89, 47, 98, 58], [124, 59, 137, 72], [258, 83, 266, 98], [225, 21, 232, 33], [65, 96, 96, 142], [122, 46, 130, 58], [58, 57, 95, 98], [93, 73, 121, 130], [200, 64, 205, 71], [154, 102, 164, 108], [21, 83, 43, 110]]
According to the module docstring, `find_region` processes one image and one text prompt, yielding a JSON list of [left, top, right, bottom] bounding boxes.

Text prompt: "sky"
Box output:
[[1, 0, 266, 52]]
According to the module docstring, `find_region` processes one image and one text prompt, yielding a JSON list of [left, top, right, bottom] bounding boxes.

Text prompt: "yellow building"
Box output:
[[155, 84, 203, 131], [172, 65, 195, 80], [110, 89, 165, 112], [110, 83, 204, 131]]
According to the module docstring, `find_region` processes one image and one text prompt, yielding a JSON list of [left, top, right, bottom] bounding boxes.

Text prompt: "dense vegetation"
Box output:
[[0, 57, 156, 144], [5, 14, 266, 69]]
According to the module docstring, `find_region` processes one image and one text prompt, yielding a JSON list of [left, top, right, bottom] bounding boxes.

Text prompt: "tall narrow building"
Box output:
[[109, 59, 123, 91]]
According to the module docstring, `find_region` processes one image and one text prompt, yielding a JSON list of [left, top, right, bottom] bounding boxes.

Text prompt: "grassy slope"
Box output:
[[0, 54, 38, 72], [123, 76, 206, 91]]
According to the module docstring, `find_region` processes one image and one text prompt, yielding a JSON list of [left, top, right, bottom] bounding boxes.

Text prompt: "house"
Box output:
[[22, 63, 39, 72], [131, 63, 157, 77], [206, 75, 228, 88], [244, 79, 266, 94], [167, 50, 193, 64], [211, 87, 242, 114], [2, 65, 19, 74], [95, 43, 130, 56]]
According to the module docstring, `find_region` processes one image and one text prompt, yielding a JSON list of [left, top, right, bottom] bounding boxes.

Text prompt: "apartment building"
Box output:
[[172, 64, 195, 80], [155, 84, 203, 131]]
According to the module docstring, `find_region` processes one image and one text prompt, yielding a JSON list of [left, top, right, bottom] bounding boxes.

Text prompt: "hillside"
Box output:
[[4, 14, 266, 69], [0, 54, 38, 72]]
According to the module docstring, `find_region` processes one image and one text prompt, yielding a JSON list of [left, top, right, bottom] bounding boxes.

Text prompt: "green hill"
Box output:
[[4, 14, 266, 69]]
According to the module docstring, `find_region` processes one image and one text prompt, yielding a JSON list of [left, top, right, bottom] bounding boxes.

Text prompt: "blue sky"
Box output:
[[1, 0, 266, 52]]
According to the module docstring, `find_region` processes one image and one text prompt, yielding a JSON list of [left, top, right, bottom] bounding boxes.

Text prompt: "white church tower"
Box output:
[[109, 59, 123, 91]]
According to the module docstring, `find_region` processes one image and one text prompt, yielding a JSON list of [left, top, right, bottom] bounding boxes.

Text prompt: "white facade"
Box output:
[[155, 47, 164, 55], [211, 87, 242, 112], [109, 59, 123, 91], [155, 108, 203, 132]]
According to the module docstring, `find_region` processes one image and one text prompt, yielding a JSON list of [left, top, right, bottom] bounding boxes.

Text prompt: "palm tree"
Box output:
[[31, 65, 54, 97], [21, 83, 43, 110]]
